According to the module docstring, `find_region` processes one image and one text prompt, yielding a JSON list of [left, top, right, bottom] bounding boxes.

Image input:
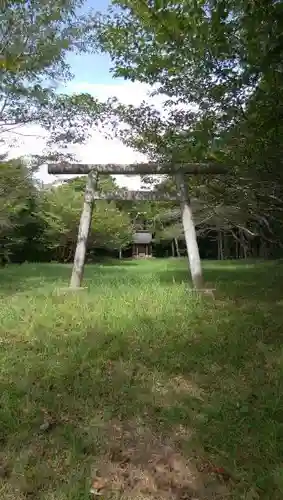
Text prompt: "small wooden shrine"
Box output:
[[132, 231, 153, 258]]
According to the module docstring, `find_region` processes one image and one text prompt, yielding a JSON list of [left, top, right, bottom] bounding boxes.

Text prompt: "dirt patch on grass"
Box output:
[[166, 375, 205, 401], [107, 360, 205, 408], [91, 419, 231, 499]]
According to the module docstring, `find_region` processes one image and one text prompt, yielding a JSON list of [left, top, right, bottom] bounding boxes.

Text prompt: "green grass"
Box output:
[[0, 258, 283, 499]]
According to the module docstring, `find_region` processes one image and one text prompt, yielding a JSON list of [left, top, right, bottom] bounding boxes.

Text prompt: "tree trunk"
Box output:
[[70, 173, 98, 288], [171, 240, 175, 257], [175, 173, 204, 289], [174, 237, 180, 257], [239, 230, 247, 259], [217, 230, 224, 260], [119, 247, 122, 259], [65, 245, 74, 263], [259, 239, 268, 258], [223, 232, 229, 260], [235, 231, 239, 259]]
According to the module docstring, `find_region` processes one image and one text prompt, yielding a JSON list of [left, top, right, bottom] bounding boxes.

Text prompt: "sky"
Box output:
[[2, 0, 159, 190]]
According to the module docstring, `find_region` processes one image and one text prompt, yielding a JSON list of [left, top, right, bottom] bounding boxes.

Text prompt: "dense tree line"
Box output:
[[0, 159, 134, 264], [0, 157, 280, 264]]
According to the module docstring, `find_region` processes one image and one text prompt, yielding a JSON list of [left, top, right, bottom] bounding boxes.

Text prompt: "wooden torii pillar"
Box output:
[[48, 162, 226, 290]]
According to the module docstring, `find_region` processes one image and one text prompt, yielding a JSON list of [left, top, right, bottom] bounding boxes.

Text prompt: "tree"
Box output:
[[95, 0, 282, 113], [94, 0, 282, 166], [92, 0, 283, 259], [0, 158, 40, 263], [40, 179, 133, 261], [0, 0, 105, 151]]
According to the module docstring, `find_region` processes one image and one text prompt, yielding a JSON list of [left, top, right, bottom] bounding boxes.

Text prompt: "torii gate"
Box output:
[[48, 162, 226, 291]]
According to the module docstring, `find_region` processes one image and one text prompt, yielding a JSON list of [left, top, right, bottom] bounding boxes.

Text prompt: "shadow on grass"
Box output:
[[1, 261, 283, 498], [0, 263, 145, 296], [0, 263, 72, 295], [0, 259, 172, 295], [0, 328, 232, 499], [92, 258, 142, 266], [1, 318, 283, 497], [157, 260, 283, 303], [2, 259, 283, 298]]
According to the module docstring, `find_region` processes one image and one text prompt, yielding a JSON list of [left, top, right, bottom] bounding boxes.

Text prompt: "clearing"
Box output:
[[0, 259, 283, 499]]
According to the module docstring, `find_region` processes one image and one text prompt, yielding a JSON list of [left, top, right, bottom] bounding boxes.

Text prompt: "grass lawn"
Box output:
[[0, 258, 283, 499]]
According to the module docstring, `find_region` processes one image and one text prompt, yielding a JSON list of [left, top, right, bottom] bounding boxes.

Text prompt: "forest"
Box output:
[[1, 158, 280, 265]]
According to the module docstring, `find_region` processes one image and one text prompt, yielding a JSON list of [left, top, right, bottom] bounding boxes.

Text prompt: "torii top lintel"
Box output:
[[47, 162, 227, 176]]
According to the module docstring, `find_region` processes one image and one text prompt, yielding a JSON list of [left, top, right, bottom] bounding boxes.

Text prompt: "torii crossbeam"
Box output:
[[48, 162, 227, 290], [48, 162, 226, 175]]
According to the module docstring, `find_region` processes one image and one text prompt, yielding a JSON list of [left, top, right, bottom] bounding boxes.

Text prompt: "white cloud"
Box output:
[[67, 80, 165, 109], [1, 80, 196, 189], [0, 124, 47, 156], [36, 131, 148, 189], [1, 80, 161, 190]]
